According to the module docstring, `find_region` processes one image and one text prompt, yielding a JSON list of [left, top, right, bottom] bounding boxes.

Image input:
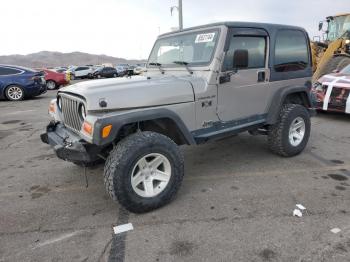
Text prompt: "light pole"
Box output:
[[178, 0, 183, 30], [171, 0, 183, 30]]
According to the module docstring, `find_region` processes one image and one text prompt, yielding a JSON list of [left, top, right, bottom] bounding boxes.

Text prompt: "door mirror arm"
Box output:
[[219, 68, 237, 84]]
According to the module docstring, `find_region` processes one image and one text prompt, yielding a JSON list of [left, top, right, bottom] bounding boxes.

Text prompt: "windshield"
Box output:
[[327, 15, 350, 41], [148, 29, 219, 67]]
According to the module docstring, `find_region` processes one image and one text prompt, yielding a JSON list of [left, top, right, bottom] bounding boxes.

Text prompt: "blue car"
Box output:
[[0, 65, 47, 101]]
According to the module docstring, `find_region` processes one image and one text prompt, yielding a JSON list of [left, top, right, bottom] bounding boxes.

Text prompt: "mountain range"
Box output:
[[0, 51, 146, 68]]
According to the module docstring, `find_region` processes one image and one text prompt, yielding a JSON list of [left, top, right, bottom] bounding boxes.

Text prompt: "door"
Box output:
[[217, 28, 270, 122]]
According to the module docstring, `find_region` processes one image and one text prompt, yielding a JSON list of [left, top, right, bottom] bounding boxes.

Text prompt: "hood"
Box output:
[[59, 75, 195, 111]]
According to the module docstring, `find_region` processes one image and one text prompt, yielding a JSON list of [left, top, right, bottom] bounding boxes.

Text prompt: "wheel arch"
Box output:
[[93, 108, 196, 146], [266, 85, 313, 125]]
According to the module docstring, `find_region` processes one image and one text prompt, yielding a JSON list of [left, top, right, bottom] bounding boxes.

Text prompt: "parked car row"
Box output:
[[0, 62, 149, 101]]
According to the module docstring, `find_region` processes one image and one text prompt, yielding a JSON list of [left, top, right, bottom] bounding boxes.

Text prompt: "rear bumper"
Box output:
[[41, 122, 101, 163], [27, 84, 47, 97]]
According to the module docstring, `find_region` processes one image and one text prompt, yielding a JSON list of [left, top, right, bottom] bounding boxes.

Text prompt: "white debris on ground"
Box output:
[[113, 223, 134, 234], [330, 228, 341, 234], [293, 209, 303, 217], [293, 204, 307, 218], [296, 204, 306, 210]]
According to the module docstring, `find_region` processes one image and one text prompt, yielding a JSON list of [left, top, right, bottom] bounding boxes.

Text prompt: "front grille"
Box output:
[[59, 94, 84, 132]]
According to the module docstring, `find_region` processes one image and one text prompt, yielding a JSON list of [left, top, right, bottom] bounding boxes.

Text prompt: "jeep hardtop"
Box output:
[[41, 22, 315, 213]]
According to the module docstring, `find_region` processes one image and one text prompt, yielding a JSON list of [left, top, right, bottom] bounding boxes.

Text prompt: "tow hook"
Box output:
[[63, 136, 73, 148]]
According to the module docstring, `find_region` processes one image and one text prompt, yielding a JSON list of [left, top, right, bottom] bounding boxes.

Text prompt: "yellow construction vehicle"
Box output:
[[312, 13, 350, 81]]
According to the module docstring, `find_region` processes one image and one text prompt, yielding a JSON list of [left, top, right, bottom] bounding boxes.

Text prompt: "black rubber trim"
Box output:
[[266, 84, 314, 124], [93, 108, 196, 146], [192, 114, 267, 143]]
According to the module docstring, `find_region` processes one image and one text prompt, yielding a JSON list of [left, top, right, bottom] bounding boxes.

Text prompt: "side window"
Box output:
[[274, 30, 309, 72], [0, 67, 22, 76], [75, 67, 82, 71], [223, 36, 266, 71]]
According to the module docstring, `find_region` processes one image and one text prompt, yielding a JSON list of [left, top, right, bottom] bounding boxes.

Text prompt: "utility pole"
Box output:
[[178, 0, 183, 30], [171, 0, 183, 30]]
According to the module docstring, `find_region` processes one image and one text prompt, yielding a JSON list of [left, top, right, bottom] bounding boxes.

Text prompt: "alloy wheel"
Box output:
[[288, 117, 305, 147], [131, 153, 172, 198]]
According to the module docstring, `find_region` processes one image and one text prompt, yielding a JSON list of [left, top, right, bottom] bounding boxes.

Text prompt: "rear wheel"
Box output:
[[104, 131, 184, 213], [113, 73, 117, 77], [268, 104, 310, 157], [5, 85, 24, 101], [46, 80, 57, 90]]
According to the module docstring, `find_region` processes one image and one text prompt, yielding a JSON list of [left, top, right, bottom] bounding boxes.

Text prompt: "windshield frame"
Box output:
[[147, 28, 221, 68]]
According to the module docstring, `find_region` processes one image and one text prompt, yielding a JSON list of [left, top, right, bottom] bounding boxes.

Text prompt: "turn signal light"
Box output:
[[102, 124, 112, 138], [82, 121, 93, 135], [49, 101, 55, 113]]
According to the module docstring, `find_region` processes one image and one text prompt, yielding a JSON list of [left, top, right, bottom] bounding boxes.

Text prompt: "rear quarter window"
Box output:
[[274, 30, 309, 72], [0, 67, 23, 76]]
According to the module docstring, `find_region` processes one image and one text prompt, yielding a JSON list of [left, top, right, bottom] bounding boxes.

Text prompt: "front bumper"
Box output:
[[41, 122, 101, 163]]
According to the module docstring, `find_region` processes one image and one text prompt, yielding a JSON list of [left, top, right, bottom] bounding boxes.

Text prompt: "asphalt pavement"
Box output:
[[0, 88, 349, 262]]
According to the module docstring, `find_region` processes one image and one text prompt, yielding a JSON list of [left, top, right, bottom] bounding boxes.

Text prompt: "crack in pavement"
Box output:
[[108, 207, 130, 262]]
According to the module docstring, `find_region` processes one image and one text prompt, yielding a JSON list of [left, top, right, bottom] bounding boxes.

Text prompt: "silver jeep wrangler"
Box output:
[[42, 22, 315, 213]]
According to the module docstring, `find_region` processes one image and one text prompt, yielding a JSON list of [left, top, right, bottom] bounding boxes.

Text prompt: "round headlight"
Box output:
[[57, 96, 62, 110], [79, 103, 87, 120]]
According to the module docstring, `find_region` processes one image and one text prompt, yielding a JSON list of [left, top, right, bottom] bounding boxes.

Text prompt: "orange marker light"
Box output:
[[82, 121, 93, 135], [102, 124, 112, 138], [49, 102, 55, 113]]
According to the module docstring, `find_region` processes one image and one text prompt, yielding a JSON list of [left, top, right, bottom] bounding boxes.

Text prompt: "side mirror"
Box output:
[[318, 21, 323, 31], [233, 49, 248, 69]]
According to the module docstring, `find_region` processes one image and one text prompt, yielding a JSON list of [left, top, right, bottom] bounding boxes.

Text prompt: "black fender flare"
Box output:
[[266, 85, 314, 125], [93, 108, 196, 146]]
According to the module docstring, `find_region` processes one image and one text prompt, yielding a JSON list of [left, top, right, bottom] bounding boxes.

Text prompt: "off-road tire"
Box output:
[[318, 56, 350, 78], [268, 104, 310, 157], [104, 131, 184, 213]]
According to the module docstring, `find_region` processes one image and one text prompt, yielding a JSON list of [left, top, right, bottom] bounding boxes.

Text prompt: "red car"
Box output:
[[42, 69, 70, 90], [312, 64, 350, 114]]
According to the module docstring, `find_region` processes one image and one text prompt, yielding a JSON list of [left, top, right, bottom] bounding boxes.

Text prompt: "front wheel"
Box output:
[[104, 131, 184, 213], [268, 104, 311, 157]]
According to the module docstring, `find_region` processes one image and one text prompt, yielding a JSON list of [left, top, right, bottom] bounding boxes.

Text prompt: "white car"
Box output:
[[68, 66, 94, 80], [133, 63, 147, 75]]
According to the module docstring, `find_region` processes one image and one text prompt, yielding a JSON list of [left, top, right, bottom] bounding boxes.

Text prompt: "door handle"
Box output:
[[257, 71, 265, 82]]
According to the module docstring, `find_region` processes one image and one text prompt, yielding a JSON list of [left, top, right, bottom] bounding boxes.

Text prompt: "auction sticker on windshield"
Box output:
[[195, 33, 216, 43]]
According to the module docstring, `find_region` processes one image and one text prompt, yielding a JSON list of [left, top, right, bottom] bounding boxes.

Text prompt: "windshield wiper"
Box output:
[[149, 62, 164, 74], [172, 61, 193, 74]]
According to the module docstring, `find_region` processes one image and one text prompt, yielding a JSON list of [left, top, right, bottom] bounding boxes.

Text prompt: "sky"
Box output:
[[0, 0, 348, 60]]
